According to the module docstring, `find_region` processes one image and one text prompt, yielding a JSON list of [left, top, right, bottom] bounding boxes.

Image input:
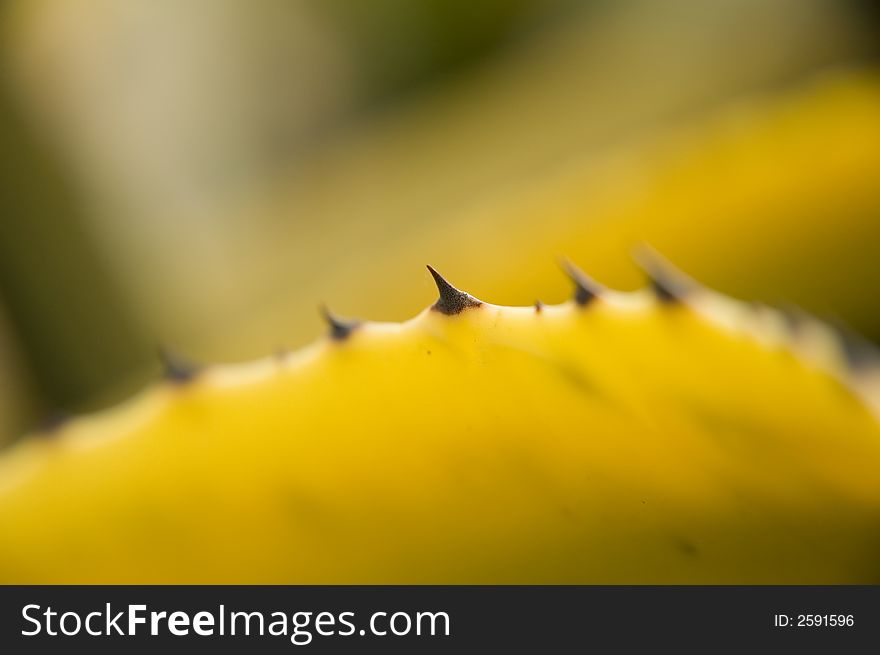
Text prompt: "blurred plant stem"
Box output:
[[0, 302, 36, 442], [0, 82, 154, 420]]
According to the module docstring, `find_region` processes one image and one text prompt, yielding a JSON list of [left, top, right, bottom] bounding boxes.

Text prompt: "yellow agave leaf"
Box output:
[[0, 257, 878, 583]]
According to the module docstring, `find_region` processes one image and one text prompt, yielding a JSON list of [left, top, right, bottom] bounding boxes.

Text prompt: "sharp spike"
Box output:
[[560, 259, 601, 306], [320, 305, 360, 340], [832, 322, 880, 372], [632, 246, 696, 303], [426, 266, 482, 315], [37, 410, 70, 436], [158, 347, 200, 384], [535, 300, 545, 313], [777, 303, 815, 339]]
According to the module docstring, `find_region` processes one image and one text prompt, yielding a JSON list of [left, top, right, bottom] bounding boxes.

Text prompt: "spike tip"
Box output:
[[321, 306, 361, 341], [426, 266, 482, 315], [159, 348, 199, 384], [633, 246, 697, 303], [561, 259, 601, 306]]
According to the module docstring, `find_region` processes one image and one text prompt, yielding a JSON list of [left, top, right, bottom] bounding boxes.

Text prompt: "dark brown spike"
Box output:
[[534, 300, 545, 313], [831, 321, 880, 372], [560, 259, 601, 306], [158, 347, 200, 384], [426, 266, 482, 315], [320, 305, 361, 340], [37, 410, 71, 436], [632, 246, 696, 304], [777, 303, 817, 339]]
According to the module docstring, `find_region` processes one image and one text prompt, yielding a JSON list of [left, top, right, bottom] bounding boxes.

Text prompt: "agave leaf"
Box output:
[[0, 262, 878, 583]]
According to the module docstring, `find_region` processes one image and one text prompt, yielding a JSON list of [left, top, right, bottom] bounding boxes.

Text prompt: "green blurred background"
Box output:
[[1, 0, 879, 442]]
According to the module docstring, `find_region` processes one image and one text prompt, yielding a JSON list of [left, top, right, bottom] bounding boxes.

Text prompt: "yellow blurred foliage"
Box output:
[[210, 70, 880, 361]]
